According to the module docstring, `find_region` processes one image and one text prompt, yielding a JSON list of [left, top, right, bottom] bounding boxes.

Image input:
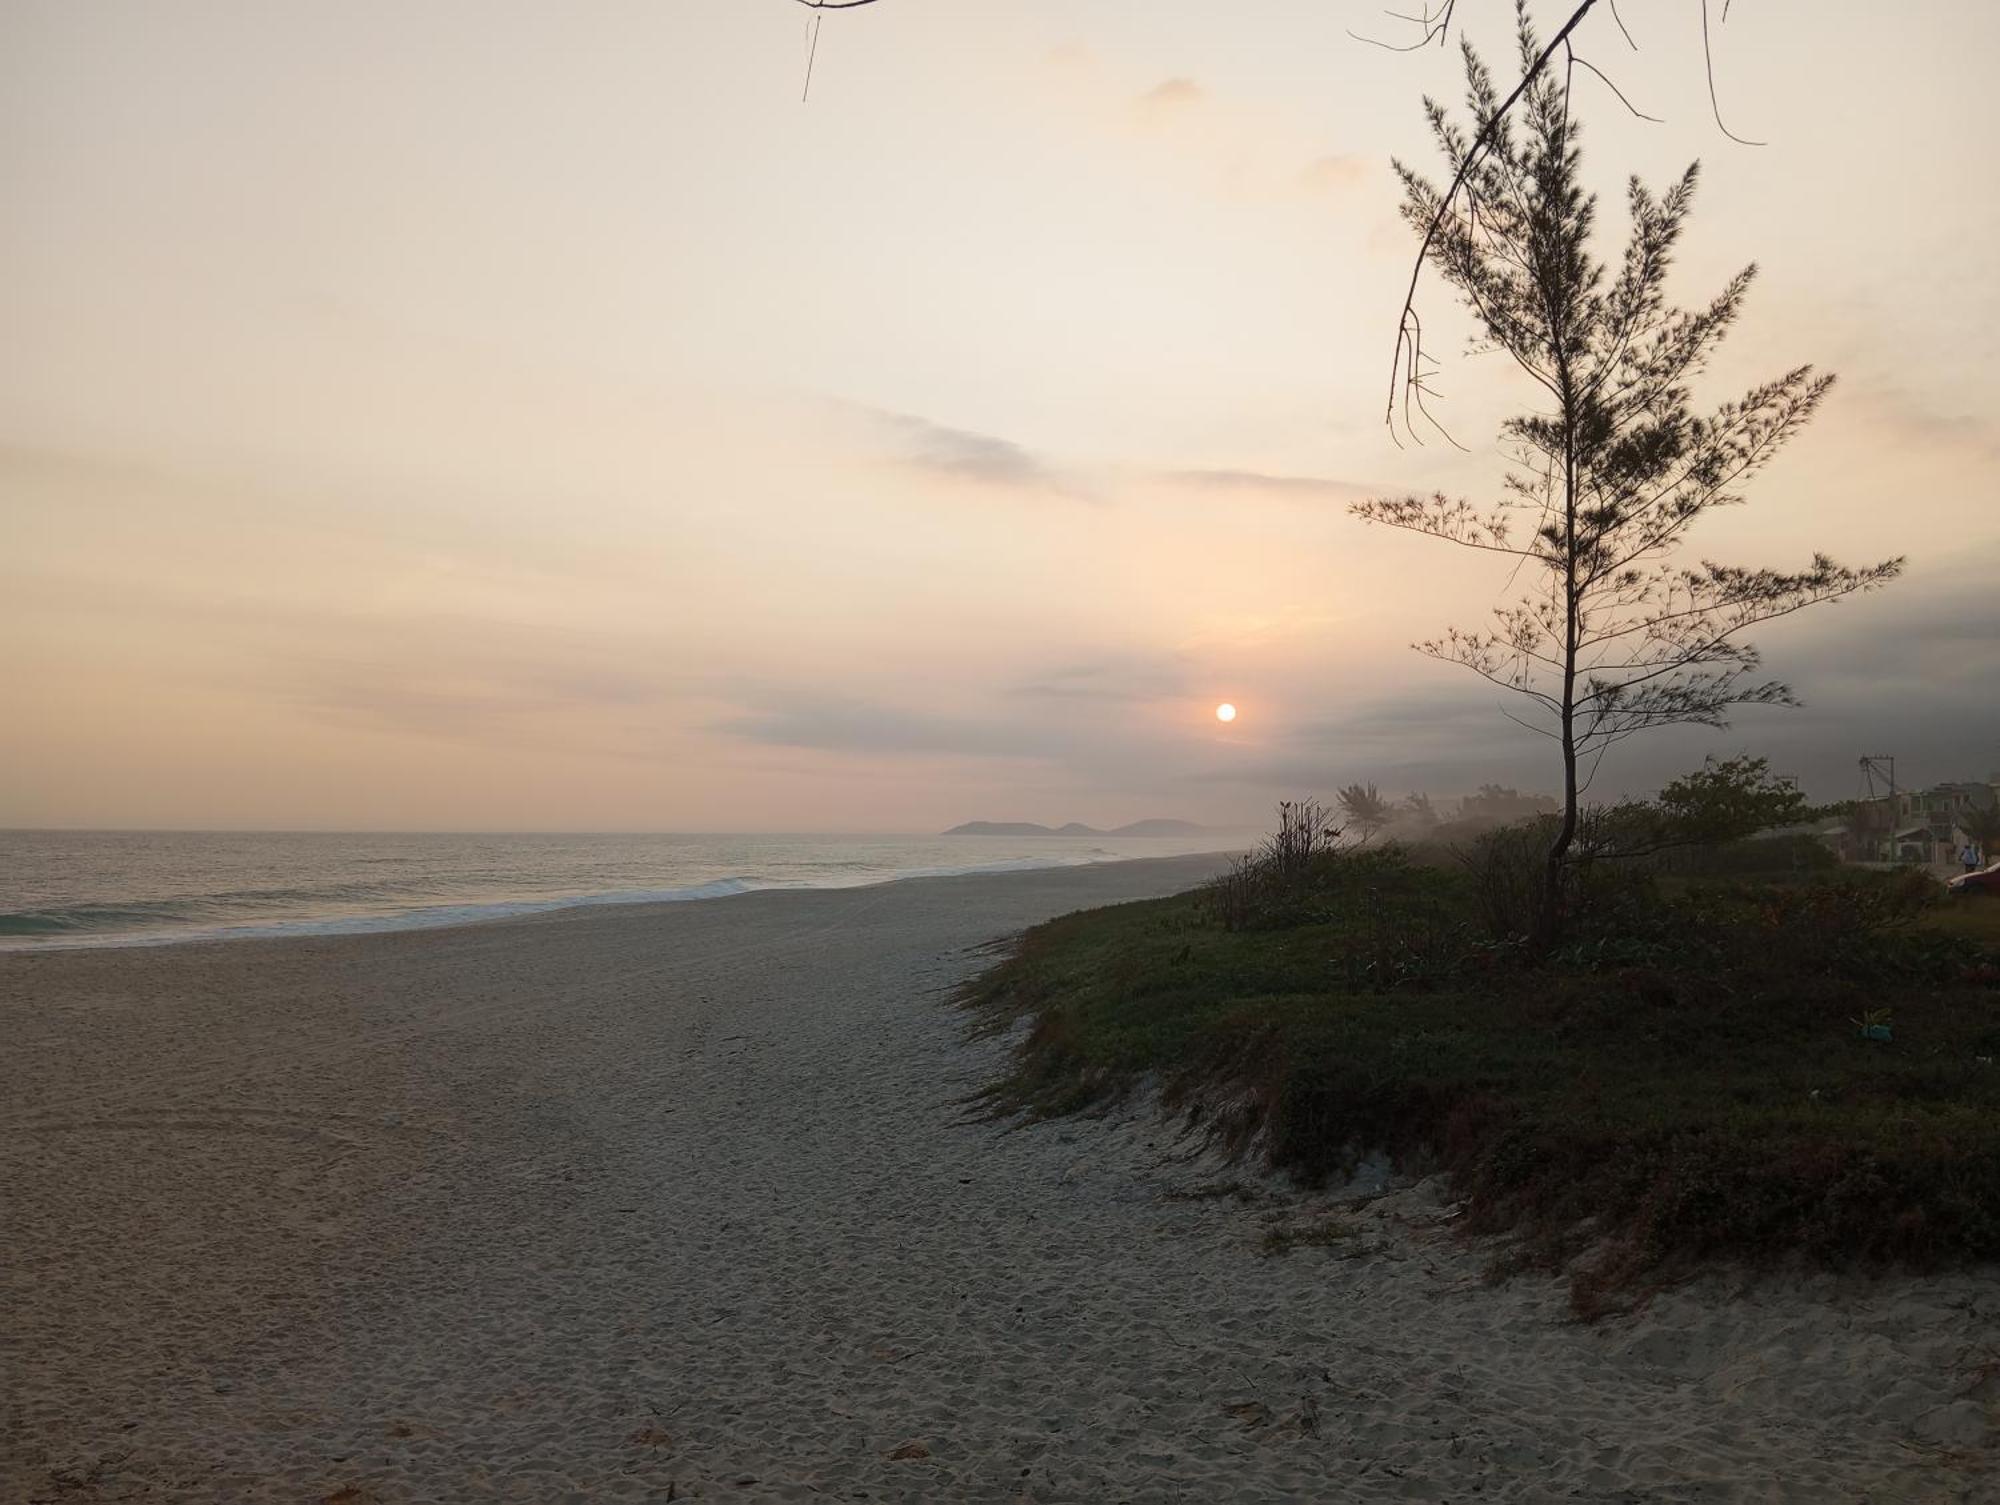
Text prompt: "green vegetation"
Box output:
[[965, 828, 2000, 1312]]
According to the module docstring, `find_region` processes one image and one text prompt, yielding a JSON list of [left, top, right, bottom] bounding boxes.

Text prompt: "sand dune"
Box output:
[[3, 854, 1994, 1501]]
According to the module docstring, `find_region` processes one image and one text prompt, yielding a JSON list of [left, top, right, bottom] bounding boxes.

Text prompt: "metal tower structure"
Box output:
[[1858, 755, 1897, 802]]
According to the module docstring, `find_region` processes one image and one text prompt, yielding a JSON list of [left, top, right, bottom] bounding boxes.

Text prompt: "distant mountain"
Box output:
[[941, 818, 1215, 838], [941, 821, 1062, 836]]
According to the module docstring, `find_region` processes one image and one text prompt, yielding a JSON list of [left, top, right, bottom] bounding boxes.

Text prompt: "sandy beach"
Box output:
[[3, 853, 1994, 1503]]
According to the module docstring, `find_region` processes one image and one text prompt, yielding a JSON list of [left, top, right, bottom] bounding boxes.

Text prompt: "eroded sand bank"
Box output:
[[3, 854, 1994, 1501]]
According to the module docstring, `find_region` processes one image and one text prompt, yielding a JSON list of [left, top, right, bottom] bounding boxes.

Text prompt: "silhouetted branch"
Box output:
[[1700, 0, 1766, 145], [1606, 0, 1637, 49], [1350, 1, 1461, 53], [793, 0, 886, 102], [1384, 2, 1774, 439], [1570, 54, 1661, 121], [1387, 1, 1602, 440]]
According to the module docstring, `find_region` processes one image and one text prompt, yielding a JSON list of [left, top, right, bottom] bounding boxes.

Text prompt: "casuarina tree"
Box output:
[[1336, 782, 1394, 844], [1353, 12, 1901, 941]]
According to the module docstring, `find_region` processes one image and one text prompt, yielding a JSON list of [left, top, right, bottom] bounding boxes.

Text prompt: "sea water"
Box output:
[[0, 829, 1242, 950]]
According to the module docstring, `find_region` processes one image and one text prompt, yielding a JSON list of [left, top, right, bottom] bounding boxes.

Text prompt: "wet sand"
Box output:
[[3, 853, 1994, 1501]]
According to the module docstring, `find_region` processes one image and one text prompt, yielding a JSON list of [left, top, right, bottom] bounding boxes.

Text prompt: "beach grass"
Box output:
[[964, 850, 2000, 1310]]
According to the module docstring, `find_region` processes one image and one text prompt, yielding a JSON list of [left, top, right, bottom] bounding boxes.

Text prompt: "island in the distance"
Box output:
[[941, 819, 1215, 837]]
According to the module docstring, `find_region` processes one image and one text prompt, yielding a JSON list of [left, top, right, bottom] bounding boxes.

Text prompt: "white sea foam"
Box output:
[[0, 834, 1245, 952]]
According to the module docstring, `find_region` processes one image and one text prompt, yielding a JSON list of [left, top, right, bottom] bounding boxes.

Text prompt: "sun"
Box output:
[[1214, 702, 1237, 723]]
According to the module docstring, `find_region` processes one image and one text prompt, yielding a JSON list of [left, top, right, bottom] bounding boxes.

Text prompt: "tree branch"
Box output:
[[1387, 1, 1603, 436], [1701, 0, 1766, 146]]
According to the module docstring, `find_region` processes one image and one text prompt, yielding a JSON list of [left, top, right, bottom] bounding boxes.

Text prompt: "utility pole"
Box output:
[[1857, 755, 1898, 863]]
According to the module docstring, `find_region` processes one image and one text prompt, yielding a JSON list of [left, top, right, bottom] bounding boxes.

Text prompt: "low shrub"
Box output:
[[964, 854, 2000, 1308], [1204, 800, 1350, 931], [1662, 831, 1840, 878], [1457, 819, 1553, 942]]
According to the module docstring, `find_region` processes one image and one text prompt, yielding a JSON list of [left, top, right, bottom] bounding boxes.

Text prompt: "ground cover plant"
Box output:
[[964, 810, 2000, 1312]]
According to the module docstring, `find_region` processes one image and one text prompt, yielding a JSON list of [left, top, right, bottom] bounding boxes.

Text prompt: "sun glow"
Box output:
[[1215, 702, 1237, 723]]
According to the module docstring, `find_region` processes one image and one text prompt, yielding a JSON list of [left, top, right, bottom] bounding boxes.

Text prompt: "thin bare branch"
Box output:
[[1607, 0, 1638, 49], [1350, 0, 1459, 54], [802, 12, 822, 101], [1701, 0, 1767, 146], [1570, 54, 1662, 122]]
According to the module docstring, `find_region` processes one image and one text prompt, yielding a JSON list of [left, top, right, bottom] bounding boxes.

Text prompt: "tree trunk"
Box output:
[[1538, 365, 1582, 949], [1540, 687, 1579, 947]]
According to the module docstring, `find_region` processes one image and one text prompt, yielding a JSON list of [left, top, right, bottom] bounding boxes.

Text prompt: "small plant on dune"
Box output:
[[1852, 1006, 1893, 1039], [1205, 800, 1345, 931], [1264, 798, 1343, 881], [1456, 818, 1556, 943]]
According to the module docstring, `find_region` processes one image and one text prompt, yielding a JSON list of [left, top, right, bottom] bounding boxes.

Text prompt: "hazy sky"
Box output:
[[4, 0, 1996, 831]]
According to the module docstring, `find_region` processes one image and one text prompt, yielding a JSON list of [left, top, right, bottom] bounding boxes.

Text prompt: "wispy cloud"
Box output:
[[296, 652, 682, 744], [1047, 52, 1374, 204], [861, 407, 1089, 499], [1168, 467, 1378, 503], [714, 691, 1069, 762], [1842, 381, 2000, 465], [1007, 656, 1188, 703], [1299, 154, 1367, 193], [1775, 551, 2000, 687], [1137, 77, 1204, 114], [713, 677, 1197, 775], [1190, 553, 2000, 801]]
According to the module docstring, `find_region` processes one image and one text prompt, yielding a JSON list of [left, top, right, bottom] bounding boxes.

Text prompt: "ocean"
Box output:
[[0, 829, 1244, 951]]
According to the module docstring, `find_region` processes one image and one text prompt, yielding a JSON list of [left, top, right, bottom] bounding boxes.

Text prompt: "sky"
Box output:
[[3, 0, 1996, 832]]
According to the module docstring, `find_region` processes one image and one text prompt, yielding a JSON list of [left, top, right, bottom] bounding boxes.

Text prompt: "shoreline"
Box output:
[[4, 852, 1993, 1501], [0, 843, 1252, 956]]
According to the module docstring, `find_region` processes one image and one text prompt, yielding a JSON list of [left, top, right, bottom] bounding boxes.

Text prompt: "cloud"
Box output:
[[1137, 77, 1205, 113], [296, 652, 682, 743], [1842, 381, 2000, 465], [1190, 687, 1546, 793], [1299, 155, 1368, 192], [1048, 56, 1369, 203], [863, 408, 1088, 499], [1285, 692, 1534, 748], [1772, 555, 2000, 690], [1007, 656, 1188, 703], [1191, 552, 2000, 803], [714, 691, 1057, 762], [1168, 468, 1378, 503], [713, 675, 1200, 778]]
